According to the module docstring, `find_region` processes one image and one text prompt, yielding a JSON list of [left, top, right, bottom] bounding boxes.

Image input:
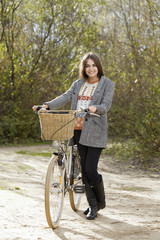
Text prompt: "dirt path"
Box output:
[[0, 145, 160, 240]]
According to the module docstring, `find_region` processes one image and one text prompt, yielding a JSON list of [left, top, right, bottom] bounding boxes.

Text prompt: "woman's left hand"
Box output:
[[89, 106, 97, 113]]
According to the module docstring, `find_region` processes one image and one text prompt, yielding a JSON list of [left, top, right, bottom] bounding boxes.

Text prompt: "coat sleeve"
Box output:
[[94, 80, 115, 115], [44, 81, 77, 110]]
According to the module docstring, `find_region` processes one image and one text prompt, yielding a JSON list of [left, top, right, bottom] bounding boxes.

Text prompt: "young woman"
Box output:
[[33, 53, 115, 220]]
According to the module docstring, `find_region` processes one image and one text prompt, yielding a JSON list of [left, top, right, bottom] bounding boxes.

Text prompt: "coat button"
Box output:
[[85, 118, 88, 121]]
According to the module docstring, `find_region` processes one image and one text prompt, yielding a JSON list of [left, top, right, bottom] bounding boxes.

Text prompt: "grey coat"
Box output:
[[45, 76, 115, 148]]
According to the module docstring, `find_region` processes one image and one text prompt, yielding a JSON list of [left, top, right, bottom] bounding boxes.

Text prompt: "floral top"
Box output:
[[74, 79, 99, 130]]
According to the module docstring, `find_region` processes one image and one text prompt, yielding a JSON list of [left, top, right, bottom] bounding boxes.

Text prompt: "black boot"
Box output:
[[83, 176, 106, 215], [93, 175, 106, 210], [86, 199, 97, 220], [85, 183, 97, 220], [83, 208, 89, 215]]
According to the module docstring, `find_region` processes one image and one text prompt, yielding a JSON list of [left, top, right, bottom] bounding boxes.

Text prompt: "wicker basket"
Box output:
[[38, 109, 76, 141]]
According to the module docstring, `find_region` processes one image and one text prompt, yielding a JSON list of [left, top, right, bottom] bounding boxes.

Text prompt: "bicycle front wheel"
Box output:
[[45, 155, 65, 229]]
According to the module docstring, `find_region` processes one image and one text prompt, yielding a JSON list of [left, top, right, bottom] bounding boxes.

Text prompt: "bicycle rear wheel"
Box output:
[[45, 155, 65, 229], [69, 146, 83, 211]]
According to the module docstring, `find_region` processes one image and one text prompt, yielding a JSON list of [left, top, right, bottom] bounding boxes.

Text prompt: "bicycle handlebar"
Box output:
[[35, 106, 100, 118], [75, 108, 100, 118]]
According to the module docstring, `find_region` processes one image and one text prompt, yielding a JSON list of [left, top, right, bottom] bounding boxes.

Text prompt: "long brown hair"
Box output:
[[79, 53, 104, 79]]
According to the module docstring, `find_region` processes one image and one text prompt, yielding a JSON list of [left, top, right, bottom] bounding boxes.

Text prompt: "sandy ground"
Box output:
[[0, 145, 160, 240]]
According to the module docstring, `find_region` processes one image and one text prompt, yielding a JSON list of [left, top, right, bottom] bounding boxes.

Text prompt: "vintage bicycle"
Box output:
[[36, 107, 99, 229]]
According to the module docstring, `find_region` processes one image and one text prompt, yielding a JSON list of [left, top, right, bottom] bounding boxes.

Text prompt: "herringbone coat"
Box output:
[[45, 76, 115, 148]]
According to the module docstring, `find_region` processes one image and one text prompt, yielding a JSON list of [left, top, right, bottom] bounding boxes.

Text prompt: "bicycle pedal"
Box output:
[[73, 185, 85, 194]]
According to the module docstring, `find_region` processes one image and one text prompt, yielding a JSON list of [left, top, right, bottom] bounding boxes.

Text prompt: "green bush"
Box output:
[[0, 110, 41, 144]]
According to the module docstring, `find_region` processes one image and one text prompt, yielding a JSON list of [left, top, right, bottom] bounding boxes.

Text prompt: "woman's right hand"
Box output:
[[32, 105, 38, 112], [32, 104, 49, 112]]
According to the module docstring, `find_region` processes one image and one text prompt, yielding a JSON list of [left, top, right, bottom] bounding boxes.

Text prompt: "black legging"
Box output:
[[74, 130, 102, 186]]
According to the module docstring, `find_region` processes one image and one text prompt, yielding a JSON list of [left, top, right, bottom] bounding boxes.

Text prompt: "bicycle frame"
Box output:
[[51, 142, 81, 192], [36, 107, 100, 228]]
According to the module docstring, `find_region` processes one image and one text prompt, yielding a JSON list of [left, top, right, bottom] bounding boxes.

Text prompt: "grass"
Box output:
[[0, 183, 21, 191], [0, 140, 52, 147], [16, 150, 52, 158], [1, 162, 35, 171], [102, 137, 160, 172], [122, 186, 149, 192]]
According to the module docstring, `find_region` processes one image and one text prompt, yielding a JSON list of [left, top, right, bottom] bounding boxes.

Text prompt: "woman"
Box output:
[[33, 53, 115, 220]]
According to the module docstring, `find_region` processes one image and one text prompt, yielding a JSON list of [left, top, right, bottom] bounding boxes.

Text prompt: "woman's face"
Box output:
[[85, 58, 98, 79]]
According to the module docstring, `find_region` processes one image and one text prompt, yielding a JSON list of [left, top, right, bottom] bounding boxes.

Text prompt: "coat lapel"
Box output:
[[72, 78, 84, 109], [74, 79, 84, 95], [90, 76, 105, 104]]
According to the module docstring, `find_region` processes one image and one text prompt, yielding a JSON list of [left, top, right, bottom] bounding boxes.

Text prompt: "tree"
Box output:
[[0, 0, 99, 143], [96, 0, 160, 156]]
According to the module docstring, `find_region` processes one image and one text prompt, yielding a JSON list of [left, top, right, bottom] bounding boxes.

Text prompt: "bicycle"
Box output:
[[36, 107, 100, 229]]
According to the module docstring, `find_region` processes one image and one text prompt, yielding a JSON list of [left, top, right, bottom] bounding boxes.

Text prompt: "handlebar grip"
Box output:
[[84, 109, 100, 117], [36, 106, 50, 111], [36, 106, 42, 111]]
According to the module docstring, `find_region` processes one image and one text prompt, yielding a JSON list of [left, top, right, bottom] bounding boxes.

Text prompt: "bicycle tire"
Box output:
[[69, 146, 83, 211], [45, 155, 65, 229]]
